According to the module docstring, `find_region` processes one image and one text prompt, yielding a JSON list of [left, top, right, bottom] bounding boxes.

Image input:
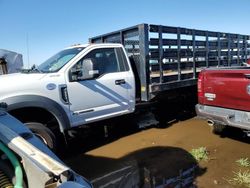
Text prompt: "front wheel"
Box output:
[[25, 122, 57, 151], [212, 124, 226, 134]]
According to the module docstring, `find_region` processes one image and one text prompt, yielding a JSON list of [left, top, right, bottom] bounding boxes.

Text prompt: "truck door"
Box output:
[[66, 47, 134, 126]]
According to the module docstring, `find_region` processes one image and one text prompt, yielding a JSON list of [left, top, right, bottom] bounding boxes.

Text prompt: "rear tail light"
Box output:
[[197, 72, 204, 104]]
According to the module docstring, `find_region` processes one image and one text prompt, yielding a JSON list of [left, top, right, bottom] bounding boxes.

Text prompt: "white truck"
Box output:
[[0, 43, 135, 150], [0, 24, 249, 151]]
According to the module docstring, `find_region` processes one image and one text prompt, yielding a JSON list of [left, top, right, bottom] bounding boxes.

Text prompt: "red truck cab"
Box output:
[[196, 67, 250, 135]]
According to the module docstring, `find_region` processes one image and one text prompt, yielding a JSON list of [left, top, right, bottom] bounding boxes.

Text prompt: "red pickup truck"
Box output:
[[196, 67, 250, 136]]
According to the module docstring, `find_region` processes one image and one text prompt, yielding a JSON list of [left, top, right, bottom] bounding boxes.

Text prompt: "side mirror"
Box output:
[[0, 102, 7, 110], [70, 58, 99, 81]]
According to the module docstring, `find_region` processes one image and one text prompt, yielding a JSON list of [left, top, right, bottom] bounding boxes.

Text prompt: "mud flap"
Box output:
[[136, 112, 159, 129]]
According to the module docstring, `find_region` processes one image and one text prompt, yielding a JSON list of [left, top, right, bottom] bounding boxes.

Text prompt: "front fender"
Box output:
[[1, 95, 70, 132]]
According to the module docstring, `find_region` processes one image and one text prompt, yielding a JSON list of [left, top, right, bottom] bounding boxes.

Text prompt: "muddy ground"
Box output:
[[62, 113, 250, 188]]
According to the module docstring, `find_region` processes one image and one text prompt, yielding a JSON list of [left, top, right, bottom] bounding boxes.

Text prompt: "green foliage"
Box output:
[[226, 158, 250, 187], [236, 158, 250, 168], [190, 147, 209, 162], [228, 170, 250, 188]]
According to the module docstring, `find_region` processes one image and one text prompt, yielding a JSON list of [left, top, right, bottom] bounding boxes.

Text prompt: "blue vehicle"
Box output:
[[0, 103, 92, 188]]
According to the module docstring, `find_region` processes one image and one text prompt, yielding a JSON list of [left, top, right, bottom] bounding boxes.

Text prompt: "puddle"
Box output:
[[153, 165, 197, 188], [91, 162, 197, 188], [65, 146, 203, 188], [65, 117, 250, 188]]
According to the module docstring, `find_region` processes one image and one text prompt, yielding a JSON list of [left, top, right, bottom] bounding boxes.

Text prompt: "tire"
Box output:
[[212, 124, 226, 134], [25, 122, 57, 152]]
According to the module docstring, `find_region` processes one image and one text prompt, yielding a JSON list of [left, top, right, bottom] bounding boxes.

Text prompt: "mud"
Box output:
[[63, 117, 250, 188]]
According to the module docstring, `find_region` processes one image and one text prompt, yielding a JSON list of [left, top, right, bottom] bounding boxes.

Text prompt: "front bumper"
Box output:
[[195, 104, 250, 131]]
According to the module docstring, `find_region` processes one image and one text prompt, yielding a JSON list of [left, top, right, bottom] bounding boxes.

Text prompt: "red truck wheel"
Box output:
[[212, 124, 226, 134]]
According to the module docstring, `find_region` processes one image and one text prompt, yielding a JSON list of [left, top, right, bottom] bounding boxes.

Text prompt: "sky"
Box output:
[[1, 0, 250, 68]]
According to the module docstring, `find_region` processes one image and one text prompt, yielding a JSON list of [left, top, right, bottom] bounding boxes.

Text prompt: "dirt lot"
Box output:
[[63, 116, 250, 188]]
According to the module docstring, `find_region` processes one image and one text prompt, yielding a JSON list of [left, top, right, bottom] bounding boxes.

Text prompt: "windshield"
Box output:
[[38, 47, 84, 73]]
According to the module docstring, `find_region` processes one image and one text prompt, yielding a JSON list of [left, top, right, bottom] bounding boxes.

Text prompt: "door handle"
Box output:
[[245, 74, 250, 79], [115, 79, 126, 85]]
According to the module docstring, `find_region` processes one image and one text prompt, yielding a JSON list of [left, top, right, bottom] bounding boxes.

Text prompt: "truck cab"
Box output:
[[0, 43, 135, 150], [63, 44, 135, 127]]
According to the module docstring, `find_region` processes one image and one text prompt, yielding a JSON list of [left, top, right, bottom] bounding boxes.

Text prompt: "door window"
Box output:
[[71, 48, 128, 79]]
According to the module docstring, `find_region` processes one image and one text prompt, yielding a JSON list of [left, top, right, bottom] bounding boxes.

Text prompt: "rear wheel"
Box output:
[[212, 124, 226, 134], [25, 122, 57, 152]]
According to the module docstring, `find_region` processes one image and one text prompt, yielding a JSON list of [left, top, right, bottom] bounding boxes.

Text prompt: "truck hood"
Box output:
[[0, 73, 52, 99], [0, 73, 46, 83]]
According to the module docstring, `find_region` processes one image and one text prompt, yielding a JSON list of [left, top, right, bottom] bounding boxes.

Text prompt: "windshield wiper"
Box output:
[[21, 64, 42, 73]]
